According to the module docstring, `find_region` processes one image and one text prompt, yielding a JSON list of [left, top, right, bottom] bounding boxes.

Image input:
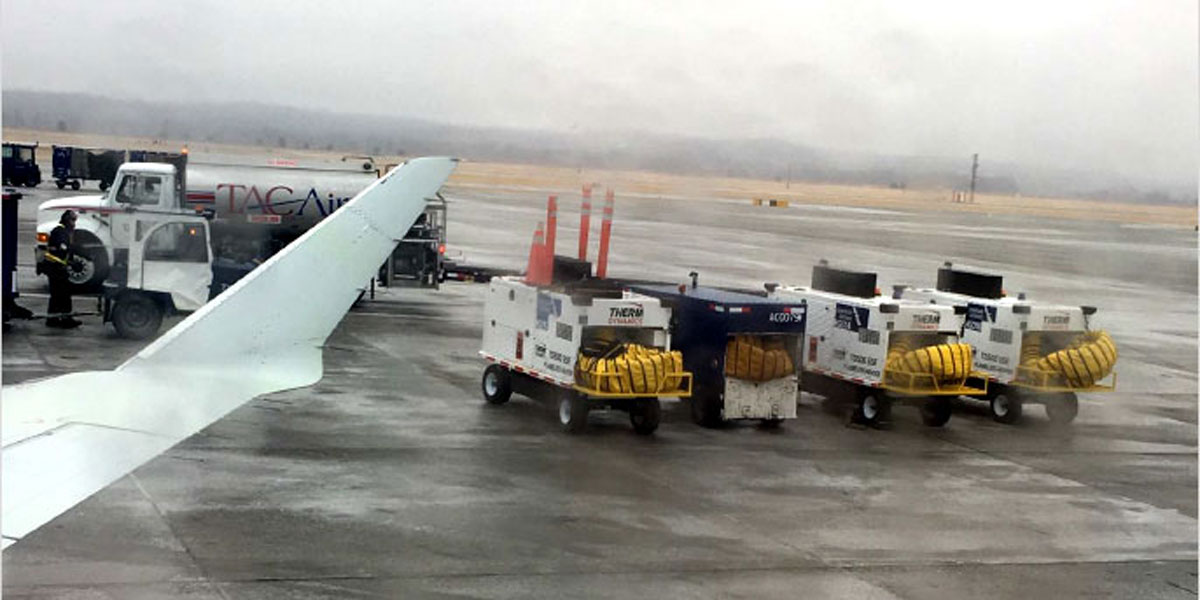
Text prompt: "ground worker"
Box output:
[[44, 210, 80, 329]]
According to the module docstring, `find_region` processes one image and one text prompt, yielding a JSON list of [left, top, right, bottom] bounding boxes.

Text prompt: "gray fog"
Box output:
[[2, 0, 1197, 194]]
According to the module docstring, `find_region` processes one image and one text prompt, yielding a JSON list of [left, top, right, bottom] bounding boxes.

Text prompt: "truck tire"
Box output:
[[1045, 392, 1079, 425], [990, 391, 1023, 424], [70, 180, 80, 191], [55, 180, 65, 190], [67, 237, 110, 290], [629, 398, 661, 435], [854, 391, 886, 426], [920, 397, 952, 427], [558, 390, 589, 433], [481, 364, 512, 405], [689, 385, 722, 428], [111, 294, 163, 340]]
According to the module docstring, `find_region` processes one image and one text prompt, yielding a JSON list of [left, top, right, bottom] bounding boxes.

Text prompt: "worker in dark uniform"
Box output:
[[44, 210, 81, 329]]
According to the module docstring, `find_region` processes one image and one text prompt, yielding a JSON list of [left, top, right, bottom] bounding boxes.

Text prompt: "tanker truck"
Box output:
[[34, 153, 446, 290]]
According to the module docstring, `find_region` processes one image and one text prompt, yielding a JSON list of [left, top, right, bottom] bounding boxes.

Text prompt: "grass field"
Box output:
[[6, 127, 1195, 227]]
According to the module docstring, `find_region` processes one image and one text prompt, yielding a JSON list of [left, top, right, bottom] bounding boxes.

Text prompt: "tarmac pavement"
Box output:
[[2, 181, 1195, 598]]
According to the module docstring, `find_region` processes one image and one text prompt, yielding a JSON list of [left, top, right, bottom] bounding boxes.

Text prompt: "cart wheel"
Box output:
[[1045, 392, 1079, 425], [990, 391, 1023, 424], [689, 385, 722, 428], [558, 390, 589, 433], [99, 180, 110, 192], [56, 180, 65, 190], [111, 293, 163, 340], [920, 397, 952, 428], [481, 364, 512, 405], [629, 398, 661, 435], [761, 418, 785, 429], [70, 180, 80, 191], [854, 392, 886, 426]]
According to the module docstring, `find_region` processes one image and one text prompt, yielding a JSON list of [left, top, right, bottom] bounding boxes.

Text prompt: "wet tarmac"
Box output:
[[2, 181, 1196, 598]]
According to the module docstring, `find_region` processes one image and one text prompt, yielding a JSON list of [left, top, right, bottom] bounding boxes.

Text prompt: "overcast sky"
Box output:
[[2, 0, 1196, 186]]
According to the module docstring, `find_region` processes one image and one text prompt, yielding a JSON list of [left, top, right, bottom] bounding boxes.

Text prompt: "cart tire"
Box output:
[[56, 180, 66, 190], [690, 385, 722, 428], [761, 418, 784, 429], [629, 398, 661, 435], [1045, 392, 1079, 425], [70, 180, 80, 191], [111, 294, 163, 340], [558, 390, 589, 433], [920, 397, 953, 428], [990, 392, 1023, 424], [854, 392, 886, 426], [99, 180, 110, 192], [481, 364, 512, 405]]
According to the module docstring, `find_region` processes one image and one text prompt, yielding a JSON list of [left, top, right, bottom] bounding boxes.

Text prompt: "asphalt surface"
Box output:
[[2, 181, 1196, 598]]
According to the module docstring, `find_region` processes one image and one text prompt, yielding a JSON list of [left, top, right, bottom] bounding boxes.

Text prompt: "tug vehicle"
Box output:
[[768, 263, 987, 427], [2, 142, 42, 188], [479, 192, 692, 434], [634, 276, 806, 427], [897, 264, 1117, 424]]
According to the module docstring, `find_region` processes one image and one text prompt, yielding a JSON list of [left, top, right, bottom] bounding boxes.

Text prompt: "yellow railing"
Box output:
[[882, 369, 988, 397], [574, 370, 694, 399], [1014, 365, 1117, 392]]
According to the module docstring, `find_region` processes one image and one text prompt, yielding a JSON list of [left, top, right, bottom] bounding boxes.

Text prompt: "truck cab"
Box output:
[[110, 163, 185, 211], [36, 160, 192, 288]]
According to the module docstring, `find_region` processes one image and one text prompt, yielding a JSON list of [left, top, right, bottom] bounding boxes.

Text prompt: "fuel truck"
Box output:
[[34, 152, 446, 290]]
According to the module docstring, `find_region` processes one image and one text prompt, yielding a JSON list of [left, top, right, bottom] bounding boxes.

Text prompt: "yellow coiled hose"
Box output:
[[1023, 331, 1117, 388], [576, 344, 685, 394], [885, 339, 973, 383], [724, 335, 794, 382]]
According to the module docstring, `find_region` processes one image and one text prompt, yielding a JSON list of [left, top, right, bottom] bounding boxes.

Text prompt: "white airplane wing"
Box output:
[[1, 156, 459, 549]]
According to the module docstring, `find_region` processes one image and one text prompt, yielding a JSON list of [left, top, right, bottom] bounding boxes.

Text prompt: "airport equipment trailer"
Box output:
[[480, 274, 691, 434], [634, 278, 806, 427], [479, 193, 692, 434], [768, 263, 986, 427], [51, 145, 130, 191], [897, 264, 1116, 424], [2, 142, 42, 188]]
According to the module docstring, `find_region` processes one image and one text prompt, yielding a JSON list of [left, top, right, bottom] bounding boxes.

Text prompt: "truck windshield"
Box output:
[[116, 174, 164, 206]]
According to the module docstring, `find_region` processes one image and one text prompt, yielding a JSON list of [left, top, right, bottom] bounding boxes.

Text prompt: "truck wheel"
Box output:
[[111, 294, 163, 340], [629, 398, 661, 435], [854, 392, 886, 426], [56, 180, 65, 190], [67, 239, 110, 290], [1045, 392, 1079, 425], [920, 397, 953, 427], [70, 180, 80, 191], [558, 390, 589, 433], [990, 391, 1023, 424], [689, 385, 722, 428], [481, 364, 512, 405]]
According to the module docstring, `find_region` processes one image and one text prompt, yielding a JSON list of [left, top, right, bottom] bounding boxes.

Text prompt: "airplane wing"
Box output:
[[1, 157, 459, 549]]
